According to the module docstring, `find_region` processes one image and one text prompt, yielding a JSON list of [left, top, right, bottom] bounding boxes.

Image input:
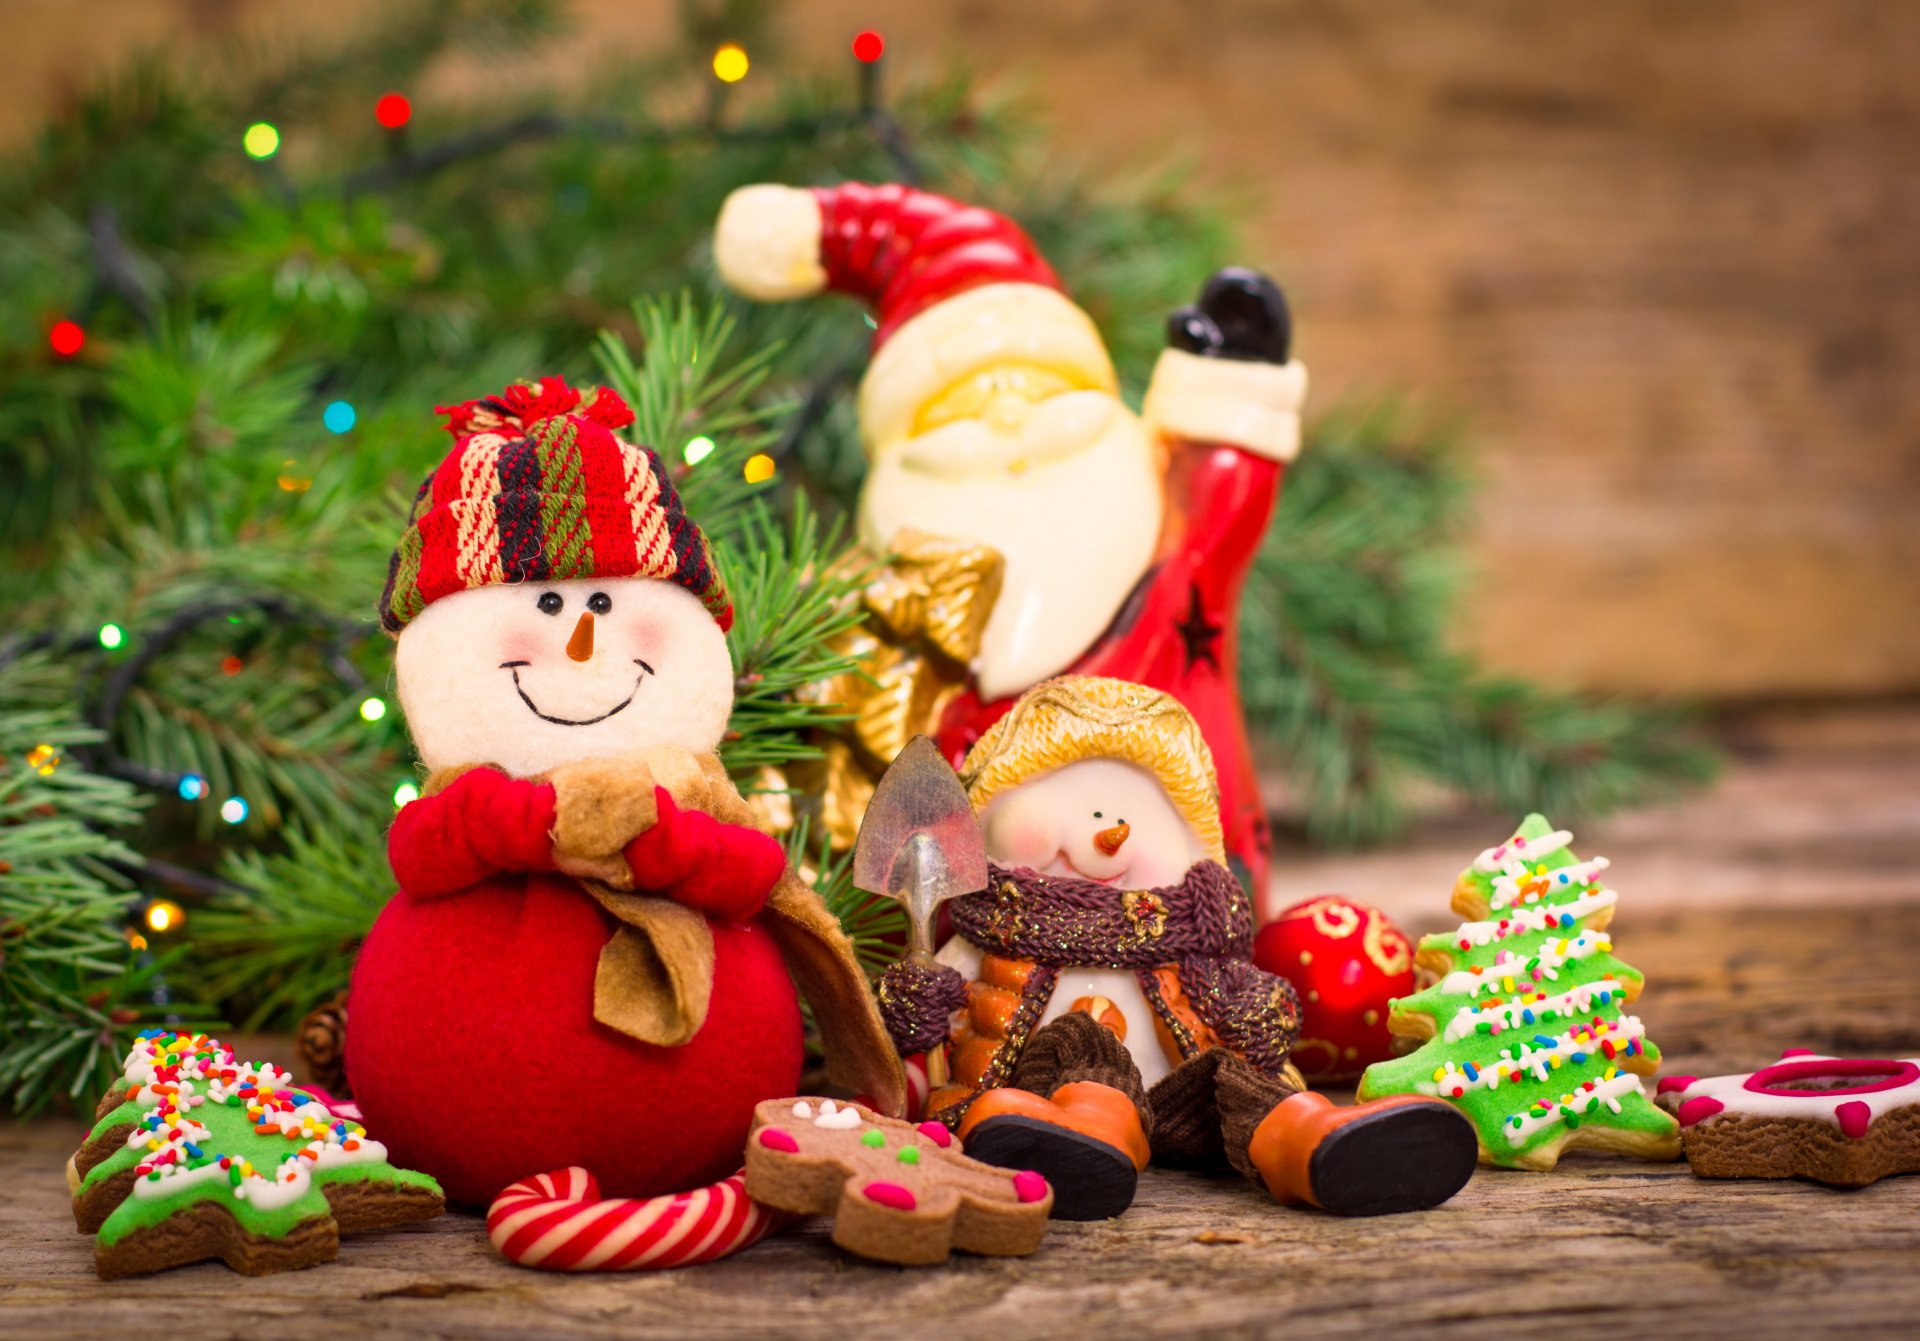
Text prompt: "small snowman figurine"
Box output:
[[348, 377, 900, 1208], [877, 676, 1475, 1219]]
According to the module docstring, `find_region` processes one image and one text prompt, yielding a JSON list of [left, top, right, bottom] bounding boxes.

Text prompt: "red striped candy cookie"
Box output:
[[487, 1167, 790, 1271]]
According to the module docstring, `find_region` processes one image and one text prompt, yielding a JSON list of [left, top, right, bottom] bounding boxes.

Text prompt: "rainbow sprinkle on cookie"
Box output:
[[71, 1030, 441, 1278], [1357, 814, 1681, 1169]]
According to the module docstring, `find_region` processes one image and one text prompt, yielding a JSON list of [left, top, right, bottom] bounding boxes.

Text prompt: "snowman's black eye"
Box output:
[[1093, 812, 1103, 819], [586, 591, 612, 615], [537, 592, 564, 616]]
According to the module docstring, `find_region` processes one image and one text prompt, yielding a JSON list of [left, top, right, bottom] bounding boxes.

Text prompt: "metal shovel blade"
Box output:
[[853, 735, 988, 956]]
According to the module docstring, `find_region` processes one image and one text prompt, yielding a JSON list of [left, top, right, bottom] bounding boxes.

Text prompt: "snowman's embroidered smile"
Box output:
[[499, 659, 656, 727], [1052, 850, 1127, 886]]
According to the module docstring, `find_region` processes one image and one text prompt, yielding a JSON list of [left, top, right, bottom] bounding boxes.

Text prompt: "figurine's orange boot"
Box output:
[[958, 1082, 1149, 1221], [1248, 1091, 1478, 1216]]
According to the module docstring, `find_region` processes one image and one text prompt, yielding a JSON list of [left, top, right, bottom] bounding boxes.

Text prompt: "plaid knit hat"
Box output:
[[378, 377, 732, 634]]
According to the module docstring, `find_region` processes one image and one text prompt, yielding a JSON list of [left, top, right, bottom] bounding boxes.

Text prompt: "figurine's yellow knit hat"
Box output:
[[958, 676, 1226, 864]]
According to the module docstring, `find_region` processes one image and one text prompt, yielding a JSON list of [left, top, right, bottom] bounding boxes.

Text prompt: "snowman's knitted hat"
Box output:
[[713, 181, 1116, 451], [959, 676, 1225, 864], [378, 377, 731, 634]]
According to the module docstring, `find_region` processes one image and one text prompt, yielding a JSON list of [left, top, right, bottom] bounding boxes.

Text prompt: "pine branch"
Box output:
[[593, 292, 789, 538], [717, 499, 872, 778], [189, 821, 392, 1030], [1242, 403, 1718, 844], [785, 818, 903, 977], [0, 655, 212, 1115]]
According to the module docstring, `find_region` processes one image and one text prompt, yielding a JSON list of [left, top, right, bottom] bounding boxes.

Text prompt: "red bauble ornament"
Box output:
[[1254, 895, 1414, 1082]]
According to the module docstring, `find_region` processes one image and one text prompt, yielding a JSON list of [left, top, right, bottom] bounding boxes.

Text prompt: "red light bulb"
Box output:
[[49, 319, 85, 358], [375, 93, 412, 130], [852, 30, 885, 63]]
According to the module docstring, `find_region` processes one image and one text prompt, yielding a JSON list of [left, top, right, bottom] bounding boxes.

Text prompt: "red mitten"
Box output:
[[388, 767, 558, 898], [623, 787, 785, 923]]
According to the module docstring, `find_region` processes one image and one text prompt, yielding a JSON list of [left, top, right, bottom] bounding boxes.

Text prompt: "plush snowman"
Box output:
[[876, 676, 1476, 1220], [347, 377, 900, 1208]]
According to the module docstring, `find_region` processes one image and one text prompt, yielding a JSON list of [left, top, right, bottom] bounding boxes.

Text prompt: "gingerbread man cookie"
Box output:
[[1656, 1050, 1920, 1187], [743, 1097, 1052, 1265]]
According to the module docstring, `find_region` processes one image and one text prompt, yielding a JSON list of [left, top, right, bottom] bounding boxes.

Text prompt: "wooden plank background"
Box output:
[[8, 0, 1916, 699]]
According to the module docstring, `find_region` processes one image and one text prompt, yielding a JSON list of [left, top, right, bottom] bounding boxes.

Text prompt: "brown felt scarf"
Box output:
[[420, 748, 906, 1116]]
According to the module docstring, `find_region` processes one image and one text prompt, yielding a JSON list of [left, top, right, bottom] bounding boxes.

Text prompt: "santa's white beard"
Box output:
[[859, 390, 1164, 701]]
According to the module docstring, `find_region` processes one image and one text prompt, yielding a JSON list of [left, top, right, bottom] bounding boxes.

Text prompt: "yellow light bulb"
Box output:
[[712, 43, 749, 83], [743, 453, 776, 484], [145, 900, 185, 934], [243, 122, 281, 160]]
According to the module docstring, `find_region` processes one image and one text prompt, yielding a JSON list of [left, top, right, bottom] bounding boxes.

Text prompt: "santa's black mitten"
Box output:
[[1165, 267, 1292, 365], [875, 959, 969, 1058]]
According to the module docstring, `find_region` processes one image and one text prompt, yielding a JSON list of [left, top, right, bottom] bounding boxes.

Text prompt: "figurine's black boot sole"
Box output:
[[963, 1115, 1140, 1221], [1306, 1101, 1479, 1216]]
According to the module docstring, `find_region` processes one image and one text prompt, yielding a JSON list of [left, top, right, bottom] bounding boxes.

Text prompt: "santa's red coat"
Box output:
[[347, 769, 802, 1206], [937, 440, 1282, 892]]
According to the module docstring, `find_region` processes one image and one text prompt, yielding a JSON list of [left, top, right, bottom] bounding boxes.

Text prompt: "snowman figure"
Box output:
[[877, 676, 1475, 1219], [347, 377, 901, 1209]]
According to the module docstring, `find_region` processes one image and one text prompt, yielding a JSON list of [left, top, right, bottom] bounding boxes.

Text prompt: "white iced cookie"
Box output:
[[395, 575, 734, 777]]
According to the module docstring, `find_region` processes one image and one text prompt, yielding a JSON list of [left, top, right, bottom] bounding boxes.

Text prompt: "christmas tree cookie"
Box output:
[[71, 1031, 442, 1278], [1357, 815, 1680, 1169]]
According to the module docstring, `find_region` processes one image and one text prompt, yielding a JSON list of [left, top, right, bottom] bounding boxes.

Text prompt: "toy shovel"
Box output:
[[853, 734, 988, 1088]]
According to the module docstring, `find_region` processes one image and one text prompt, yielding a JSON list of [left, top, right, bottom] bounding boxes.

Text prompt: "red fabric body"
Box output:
[[936, 441, 1284, 894], [347, 771, 804, 1206], [810, 183, 1062, 346]]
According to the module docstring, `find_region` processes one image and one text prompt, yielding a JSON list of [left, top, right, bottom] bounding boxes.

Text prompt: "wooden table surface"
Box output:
[[6, 732, 1919, 1340]]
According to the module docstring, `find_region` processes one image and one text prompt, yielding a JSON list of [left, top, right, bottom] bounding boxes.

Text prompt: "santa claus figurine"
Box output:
[[714, 182, 1306, 892], [347, 376, 902, 1209], [875, 676, 1476, 1220]]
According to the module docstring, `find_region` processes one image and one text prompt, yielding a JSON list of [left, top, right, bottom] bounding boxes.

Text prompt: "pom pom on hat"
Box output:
[[379, 377, 732, 634], [714, 185, 830, 302]]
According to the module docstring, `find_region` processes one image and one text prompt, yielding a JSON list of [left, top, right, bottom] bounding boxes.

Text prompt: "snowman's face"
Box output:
[[978, 758, 1206, 888], [394, 577, 734, 777]]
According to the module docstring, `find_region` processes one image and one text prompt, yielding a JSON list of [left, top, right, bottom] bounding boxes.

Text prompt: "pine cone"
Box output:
[[298, 994, 350, 1097]]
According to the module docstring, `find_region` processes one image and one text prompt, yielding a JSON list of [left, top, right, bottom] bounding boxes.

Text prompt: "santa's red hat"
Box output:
[[714, 182, 1115, 450]]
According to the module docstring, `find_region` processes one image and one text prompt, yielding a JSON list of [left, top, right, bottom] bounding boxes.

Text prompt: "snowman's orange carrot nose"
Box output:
[[566, 612, 595, 662], [1094, 822, 1130, 856]]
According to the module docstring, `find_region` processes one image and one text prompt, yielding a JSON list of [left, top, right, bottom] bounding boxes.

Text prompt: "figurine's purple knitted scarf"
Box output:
[[950, 861, 1301, 1077]]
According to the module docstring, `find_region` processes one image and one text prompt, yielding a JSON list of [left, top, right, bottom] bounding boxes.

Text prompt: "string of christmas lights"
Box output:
[[18, 25, 907, 971]]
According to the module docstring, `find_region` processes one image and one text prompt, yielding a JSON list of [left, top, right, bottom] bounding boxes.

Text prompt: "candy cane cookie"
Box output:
[[487, 1167, 791, 1271]]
